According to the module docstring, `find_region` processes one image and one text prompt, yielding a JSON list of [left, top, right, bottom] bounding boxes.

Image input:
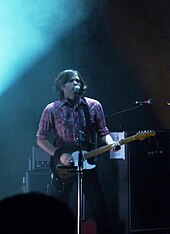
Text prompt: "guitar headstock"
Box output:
[[134, 130, 156, 141]]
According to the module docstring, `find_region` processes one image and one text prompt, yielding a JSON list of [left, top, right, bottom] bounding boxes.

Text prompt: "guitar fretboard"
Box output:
[[85, 131, 155, 159], [119, 135, 136, 145], [85, 144, 112, 159]]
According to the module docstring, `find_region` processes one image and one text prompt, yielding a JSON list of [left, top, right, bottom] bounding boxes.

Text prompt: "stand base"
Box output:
[[82, 220, 96, 234]]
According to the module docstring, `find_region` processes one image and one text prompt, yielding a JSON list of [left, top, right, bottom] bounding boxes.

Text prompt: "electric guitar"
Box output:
[[53, 130, 156, 183]]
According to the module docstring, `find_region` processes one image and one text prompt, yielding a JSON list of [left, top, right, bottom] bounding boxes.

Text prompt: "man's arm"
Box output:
[[37, 138, 56, 156], [101, 134, 120, 151], [37, 138, 73, 166]]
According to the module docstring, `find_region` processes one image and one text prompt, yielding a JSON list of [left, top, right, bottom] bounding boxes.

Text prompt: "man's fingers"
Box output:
[[115, 145, 121, 151]]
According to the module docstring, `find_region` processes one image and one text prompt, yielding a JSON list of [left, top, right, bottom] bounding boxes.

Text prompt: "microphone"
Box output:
[[135, 99, 153, 105], [74, 85, 81, 95]]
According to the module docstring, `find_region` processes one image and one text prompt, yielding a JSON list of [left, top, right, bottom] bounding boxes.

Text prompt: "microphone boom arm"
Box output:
[[105, 105, 142, 118]]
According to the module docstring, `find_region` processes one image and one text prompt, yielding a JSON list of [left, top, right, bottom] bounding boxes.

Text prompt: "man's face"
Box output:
[[61, 74, 81, 99]]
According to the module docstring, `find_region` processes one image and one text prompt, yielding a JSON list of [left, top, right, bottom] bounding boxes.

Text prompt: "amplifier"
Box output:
[[25, 169, 51, 194], [30, 146, 50, 170]]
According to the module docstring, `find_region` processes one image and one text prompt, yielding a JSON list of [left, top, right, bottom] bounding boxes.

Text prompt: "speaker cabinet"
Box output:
[[128, 131, 170, 233], [25, 170, 51, 194]]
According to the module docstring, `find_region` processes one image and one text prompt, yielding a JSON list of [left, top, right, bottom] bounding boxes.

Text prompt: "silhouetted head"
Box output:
[[0, 192, 76, 234]]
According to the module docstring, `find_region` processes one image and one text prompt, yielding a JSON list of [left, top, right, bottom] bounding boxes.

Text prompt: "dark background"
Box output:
[[0, 1, 170, 232]]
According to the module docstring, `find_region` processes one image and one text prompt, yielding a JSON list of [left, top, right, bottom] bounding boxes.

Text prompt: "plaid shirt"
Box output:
[[36, 97, 110, 152]]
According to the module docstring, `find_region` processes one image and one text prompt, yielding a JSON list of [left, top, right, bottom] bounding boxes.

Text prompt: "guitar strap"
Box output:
[[82, 97, 96, 151]]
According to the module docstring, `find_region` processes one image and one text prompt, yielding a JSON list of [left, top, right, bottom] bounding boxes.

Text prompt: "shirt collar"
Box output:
[[59, 97, 86, 107]]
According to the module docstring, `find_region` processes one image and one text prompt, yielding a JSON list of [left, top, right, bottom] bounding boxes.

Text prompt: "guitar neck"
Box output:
[[119, 135, 137, 145], [85, 131, 155, 159], [86, 144, 112, 159], [86, 135, 135, 159]]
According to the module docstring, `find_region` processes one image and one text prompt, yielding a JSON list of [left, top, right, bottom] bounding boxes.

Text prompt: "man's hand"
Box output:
[[60, 153, 73, 166], [111, 142, 121, 152], [102, 134, 121, 152]]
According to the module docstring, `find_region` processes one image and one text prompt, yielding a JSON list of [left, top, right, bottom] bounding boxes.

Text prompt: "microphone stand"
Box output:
[[75, 95, 84, 234], [105, 104, 142, 118]]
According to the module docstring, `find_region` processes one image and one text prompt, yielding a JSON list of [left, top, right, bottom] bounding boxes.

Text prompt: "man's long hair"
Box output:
[[54, 69, 87, 98]]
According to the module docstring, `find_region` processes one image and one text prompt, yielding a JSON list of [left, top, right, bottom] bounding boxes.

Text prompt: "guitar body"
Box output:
[[54, 150, 96, 183], [72, 151, 96, 170]]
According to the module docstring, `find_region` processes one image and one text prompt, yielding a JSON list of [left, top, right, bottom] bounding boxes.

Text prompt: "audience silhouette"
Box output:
[[0, 192, 76, 233]]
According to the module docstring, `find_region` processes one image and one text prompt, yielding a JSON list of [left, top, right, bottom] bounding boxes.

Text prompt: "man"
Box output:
[[36, 69, 120, 234]]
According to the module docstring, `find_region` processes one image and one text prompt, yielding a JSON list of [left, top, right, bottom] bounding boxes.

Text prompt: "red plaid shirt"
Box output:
[[36, 97, 109, 151]]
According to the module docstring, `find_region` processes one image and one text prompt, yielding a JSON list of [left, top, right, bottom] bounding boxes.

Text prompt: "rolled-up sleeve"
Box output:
[[36, 104, 53, 140], [90, 99, 110, 138]]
